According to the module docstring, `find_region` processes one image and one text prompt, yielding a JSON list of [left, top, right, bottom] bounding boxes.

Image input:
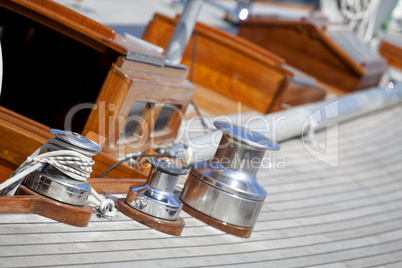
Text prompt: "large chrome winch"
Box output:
[[22, 129, 102, 206], [180, 121, 280, 237]]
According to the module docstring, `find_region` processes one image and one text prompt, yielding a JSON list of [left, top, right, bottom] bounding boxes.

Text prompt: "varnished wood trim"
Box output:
[[0, 185, 94, 227], [116, 198, 185, 236]]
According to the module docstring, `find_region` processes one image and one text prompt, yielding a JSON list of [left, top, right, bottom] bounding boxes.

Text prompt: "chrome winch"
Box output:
[[22, 129, 102, 206], [126, 158, 187, 220], [23, 165, 92, 206], [180, 121, 280, 237]]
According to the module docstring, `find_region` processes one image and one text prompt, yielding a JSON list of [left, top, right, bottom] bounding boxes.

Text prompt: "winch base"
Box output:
[[116, 198, 185, 236], [12, 185, 93, 227], [182, 202, 253, 238]]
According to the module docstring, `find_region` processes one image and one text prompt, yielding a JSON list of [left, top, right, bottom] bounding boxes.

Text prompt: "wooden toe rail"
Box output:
[[0, 185, 93, 227]]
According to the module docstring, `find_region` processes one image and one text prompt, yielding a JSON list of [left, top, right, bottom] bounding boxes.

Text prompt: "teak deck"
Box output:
[[0, 104, 401, 267], [1, 0, 402, 266]]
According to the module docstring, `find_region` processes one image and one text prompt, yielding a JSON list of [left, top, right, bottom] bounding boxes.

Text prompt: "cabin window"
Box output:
[[118, 102, 182, 144], [118, 101, 149, 143], [151, 104, 182, 137]]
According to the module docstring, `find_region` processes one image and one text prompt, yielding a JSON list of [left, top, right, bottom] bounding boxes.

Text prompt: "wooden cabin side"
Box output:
[[142, 13, 328, 113], [0, 106, 147, 191], [82, 60, 194, 161], [238, 17, 387, 92], [143, 13, 288, 114]]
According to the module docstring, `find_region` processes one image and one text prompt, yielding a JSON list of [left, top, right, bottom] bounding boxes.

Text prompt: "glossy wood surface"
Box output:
[[116, 198, 185, 236], [192, 84, 253, 115], [238, 16, 387, 92], [0, 0, 119, 53], [0, 106, 52, 169], [0, 0, 163, 133], [83, 60, 194, 159], [0, 0, 164, 61], [143, 13, 329, 113], [88, 178, 146, 194], [142, 13, 290, 114], [0, 185, 93, 227], [379, 37, 402, 70], [0, 106, 147, 192], [0, 2, 189, 192], [281, 78, 327, 109]]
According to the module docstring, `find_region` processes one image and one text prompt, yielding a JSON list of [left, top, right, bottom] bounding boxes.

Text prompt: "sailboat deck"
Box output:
[[1, 1, 402, 266], [1, 104, 401, 267]]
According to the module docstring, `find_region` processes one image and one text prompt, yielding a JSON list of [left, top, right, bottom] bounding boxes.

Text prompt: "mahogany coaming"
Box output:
[[0, 106, 147, 193], [142, 13, 328, 113], [238, 17, 387, 92]]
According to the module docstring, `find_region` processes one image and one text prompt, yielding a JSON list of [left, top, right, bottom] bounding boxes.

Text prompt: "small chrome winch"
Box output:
[[180, 121, 280, 237], [126, 158, 187, 220], [22, 129, 102, 206]]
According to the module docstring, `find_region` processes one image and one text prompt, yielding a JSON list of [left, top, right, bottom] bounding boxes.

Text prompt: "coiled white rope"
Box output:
[[0, 137, 116, 219]]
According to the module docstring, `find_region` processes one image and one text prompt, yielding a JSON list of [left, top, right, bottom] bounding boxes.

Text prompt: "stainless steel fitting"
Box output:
[[23, 165, 92, 206], [126, 158, 187, 221], [226, 0, 253, 25], [22, 129, 101, 206], [181, 121, 280, 228], [49, 129, 102, 153]]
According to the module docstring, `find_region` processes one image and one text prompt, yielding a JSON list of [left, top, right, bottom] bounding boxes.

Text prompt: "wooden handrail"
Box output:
[[0, 0, 126, 53]]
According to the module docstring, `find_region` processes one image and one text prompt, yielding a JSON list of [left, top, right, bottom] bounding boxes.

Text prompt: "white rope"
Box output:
[[0, 137, 116, 219], [88, 188, 116, 219], [340, 0, 371, 21], [340, 0, 389, 44]]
